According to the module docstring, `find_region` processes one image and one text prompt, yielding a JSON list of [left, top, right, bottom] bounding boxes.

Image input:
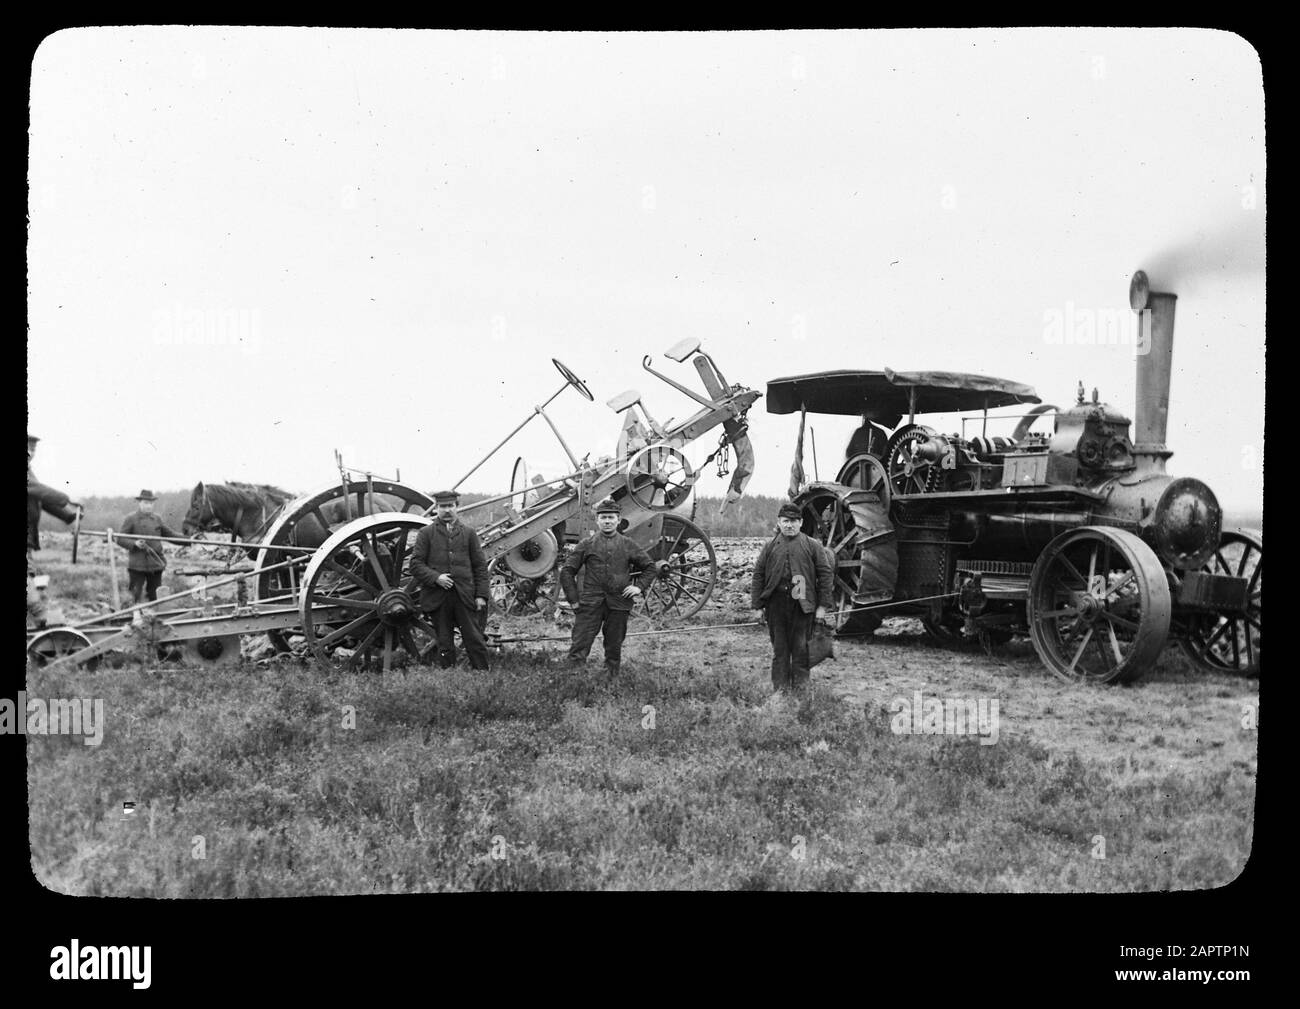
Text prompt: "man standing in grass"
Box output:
[[411, 489, 491, 671], [560, 497, 660, 678], [120, 490, 180, 605], [751, 502, 832, 692]]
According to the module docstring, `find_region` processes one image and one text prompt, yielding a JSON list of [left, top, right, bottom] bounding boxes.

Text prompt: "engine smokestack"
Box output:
[[1129, 270, 1176, 474]]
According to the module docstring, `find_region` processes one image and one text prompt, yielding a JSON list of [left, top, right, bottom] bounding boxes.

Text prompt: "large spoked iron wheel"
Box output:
[[1179, 531, 1261, 677], [298, 515, 440, 673], [637, 515, 716, 625], [256, 481, 434, 651], [1028, 527, 1171, 684]]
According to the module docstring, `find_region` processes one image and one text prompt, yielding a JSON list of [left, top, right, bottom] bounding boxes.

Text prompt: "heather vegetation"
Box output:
[[27, 622, 1255, 894]]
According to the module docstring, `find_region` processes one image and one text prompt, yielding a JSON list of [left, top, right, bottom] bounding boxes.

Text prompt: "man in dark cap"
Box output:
[[27, 433, 81, 627], [751, 502, 833, 692], [120, 490, 181, 604], [560, 496, 660, 677], [27, 434, 81, 552], [410, 490, 491, 670]]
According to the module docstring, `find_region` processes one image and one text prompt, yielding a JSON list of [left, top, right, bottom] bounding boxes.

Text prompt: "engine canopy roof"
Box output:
[[766, 368, 1041, 425]]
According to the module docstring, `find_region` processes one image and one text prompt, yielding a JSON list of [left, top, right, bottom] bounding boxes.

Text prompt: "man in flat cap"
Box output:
[[751, 501, 833, 692], [410, 490, 491, 670], [120, 490, 181, 605], [560, 497, 660, 677], [27, 434, 81, 553]]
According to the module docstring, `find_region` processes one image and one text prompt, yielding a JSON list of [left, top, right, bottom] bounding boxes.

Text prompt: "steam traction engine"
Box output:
[[768, 272, 1261, 684]]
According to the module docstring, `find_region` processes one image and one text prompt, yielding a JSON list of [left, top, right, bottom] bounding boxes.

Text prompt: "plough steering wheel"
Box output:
[[553, 359, 594, 401]]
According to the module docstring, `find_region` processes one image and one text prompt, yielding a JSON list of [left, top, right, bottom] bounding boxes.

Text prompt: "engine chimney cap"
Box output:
[[1129, 270, 1150, 311]]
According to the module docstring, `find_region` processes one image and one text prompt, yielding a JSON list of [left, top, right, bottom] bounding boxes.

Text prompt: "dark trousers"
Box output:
[[766, 590, 813, 690], [568, 601, 629, 671], [128, 570, 163, 604], [432, 597, 490, 670]]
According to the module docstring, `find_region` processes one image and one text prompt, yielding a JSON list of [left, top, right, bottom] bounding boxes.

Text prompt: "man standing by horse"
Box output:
[[120, 490, 180, 604], [27, 433, 82, 628], [410, 490, 491, 671]]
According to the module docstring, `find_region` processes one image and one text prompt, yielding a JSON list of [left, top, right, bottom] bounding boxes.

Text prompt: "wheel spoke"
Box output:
[[400, 629, 423, 664], [1101, 570, 1135, 602], [345, 623, 384, 670], [389, 528, 409, 582], [1065, 627, 1095, 677], [319, 612, 378, 648], [1099, 609, 1139, 633], [310, 592, 377, 612], [1106, 621, 1124, 666], [1055, 554, 1087, 588], [324, 558, 379, 596], [675, 583, 702, 605], [361, 536, 390, 590]]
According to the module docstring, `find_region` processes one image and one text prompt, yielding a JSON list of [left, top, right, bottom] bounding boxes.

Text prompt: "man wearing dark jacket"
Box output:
[[27, 433, 81, 627], [120, 489, 180, 604], [410, 490, 491, 670], [751, 502, 833, 691], [27, 433, 80, 552], [559, 497, 659, 677]]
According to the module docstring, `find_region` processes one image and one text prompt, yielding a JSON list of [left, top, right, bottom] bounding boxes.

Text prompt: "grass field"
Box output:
[[26, 530, 1257, 893]]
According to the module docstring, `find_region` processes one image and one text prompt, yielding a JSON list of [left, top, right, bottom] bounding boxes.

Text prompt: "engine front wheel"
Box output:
[[1028, 527, 1171, 685]]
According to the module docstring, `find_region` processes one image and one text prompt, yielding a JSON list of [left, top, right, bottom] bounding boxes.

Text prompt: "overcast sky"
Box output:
[[27, 28, 1264, 512]]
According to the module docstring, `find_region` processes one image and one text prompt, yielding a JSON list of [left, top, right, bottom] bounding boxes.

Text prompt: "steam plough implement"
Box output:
[[29, 340, 759, 673]]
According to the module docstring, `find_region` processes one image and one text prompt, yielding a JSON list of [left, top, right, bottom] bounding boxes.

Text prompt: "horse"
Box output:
[[182, 481, 297, 543], [183, 480, 410, 551]]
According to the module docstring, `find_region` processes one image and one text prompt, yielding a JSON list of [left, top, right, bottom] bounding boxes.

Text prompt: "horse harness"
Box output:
[[200, 484, 269, 544]]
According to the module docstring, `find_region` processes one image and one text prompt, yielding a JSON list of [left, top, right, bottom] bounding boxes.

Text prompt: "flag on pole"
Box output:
[[788, 405, 807, 499]]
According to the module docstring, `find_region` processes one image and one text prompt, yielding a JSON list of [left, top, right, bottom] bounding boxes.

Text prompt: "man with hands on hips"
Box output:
[[559, 496, 661, 678]]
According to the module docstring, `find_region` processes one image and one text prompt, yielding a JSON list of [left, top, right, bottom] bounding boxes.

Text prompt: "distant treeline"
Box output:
[[77, 492, 194, 532], [692, 496, 788, 537], [62, 488, 1263, 543]]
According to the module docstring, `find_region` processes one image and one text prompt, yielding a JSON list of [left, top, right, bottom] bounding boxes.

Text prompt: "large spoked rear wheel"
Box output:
[[1028, 527, 1171, 685], [638, 516, 716, 625], [257, 481, 434, 652], [299, 515, 440, 673], [1179, 531, 1261, 676]]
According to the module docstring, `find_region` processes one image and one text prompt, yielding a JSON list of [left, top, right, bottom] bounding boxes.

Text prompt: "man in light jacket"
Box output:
[[751, 502, 832, 692]]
